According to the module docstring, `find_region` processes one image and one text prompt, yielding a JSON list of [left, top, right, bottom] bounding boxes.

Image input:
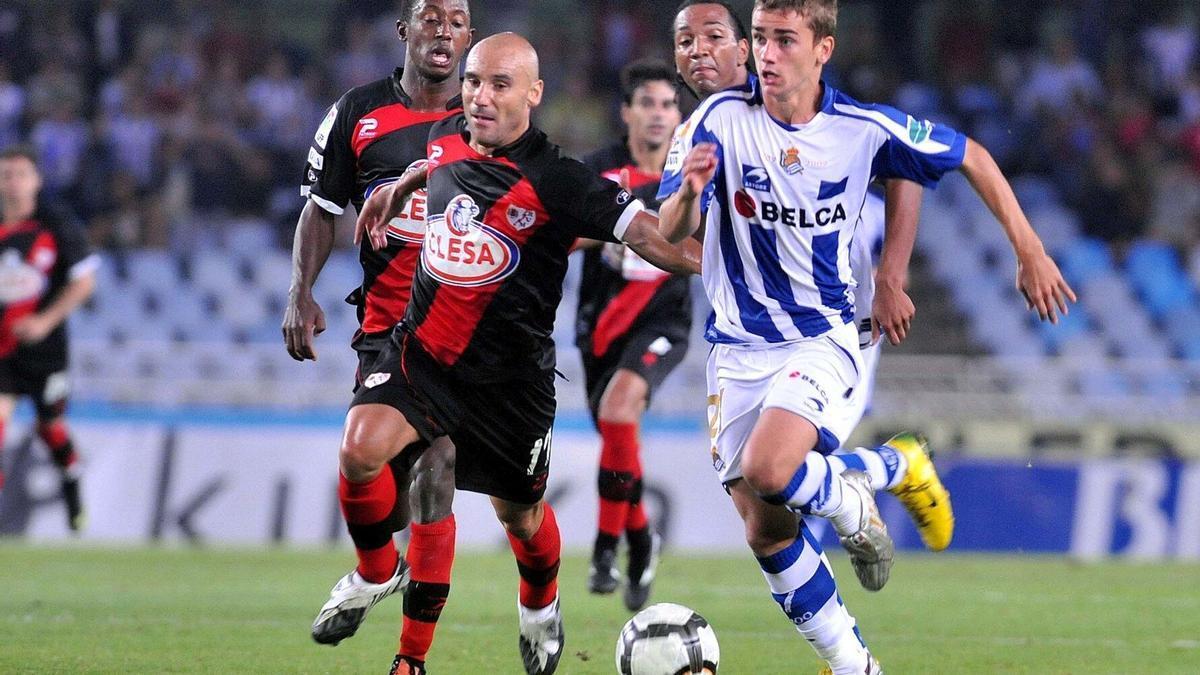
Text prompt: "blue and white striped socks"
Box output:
[[763, 451, 865, 536], [756, 523, 871, 674], [828, 445, 906, 491]]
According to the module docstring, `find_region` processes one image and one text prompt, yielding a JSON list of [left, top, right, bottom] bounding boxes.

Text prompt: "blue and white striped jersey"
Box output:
[[659, 79, 965, 345]]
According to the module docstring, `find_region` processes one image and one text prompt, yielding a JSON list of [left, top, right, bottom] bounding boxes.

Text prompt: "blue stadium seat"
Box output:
[[124, 250, 183, 290], [1037, 305, 1090, 352], [1058, 237, 1113, 286], [1125, 241, 1196, 318]]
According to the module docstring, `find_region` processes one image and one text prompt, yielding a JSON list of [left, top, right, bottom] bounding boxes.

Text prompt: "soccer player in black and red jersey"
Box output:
[[353, 33, 700, 675], [575, 59, 687, 611], [283, 2, 472, 671], [0, 145, 97, 532]]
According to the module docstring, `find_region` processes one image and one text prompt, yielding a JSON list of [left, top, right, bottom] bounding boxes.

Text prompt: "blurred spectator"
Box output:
[[104, 96, 163, 190], [1147, 161, 1200, 250], [0, 62, 24, 149], [1022, 35, 1102, 117], [1075, 139, 1147, 244], [25, 55, 85, 121], [30, 107, 89, 198], [1140, 3, 1197, 94], [244, 50, 311, 151]]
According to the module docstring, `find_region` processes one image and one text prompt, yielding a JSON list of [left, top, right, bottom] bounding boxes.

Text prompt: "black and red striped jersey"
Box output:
[[574, 141, 692, 357], [402, 114, 645, 382], [0, 208, 96, 360], [301, 68, 462, 335]]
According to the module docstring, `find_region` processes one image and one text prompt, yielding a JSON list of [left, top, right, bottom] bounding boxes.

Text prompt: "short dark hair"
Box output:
[[0, 144, 38, 167], [753, 0, 837, 40], [620, 59, 677, 105], [673, 0, 750, 42]]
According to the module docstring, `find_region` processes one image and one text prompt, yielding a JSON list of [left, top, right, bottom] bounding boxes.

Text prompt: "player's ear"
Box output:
[[816, 35, 834, 65], [397, 19, 408, 43], [619, 103, 633, 127], [736, 37, 750, 68], [527, 79, 544, 108]]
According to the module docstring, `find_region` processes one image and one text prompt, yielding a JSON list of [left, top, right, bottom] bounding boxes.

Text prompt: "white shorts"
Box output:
[[705, 322, 864, 484], [841, 340, 881, 437]]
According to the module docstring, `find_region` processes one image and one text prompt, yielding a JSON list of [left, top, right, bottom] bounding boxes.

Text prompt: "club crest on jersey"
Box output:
[[363, 372, 391, 388], [423, 194, 520, 287], [506, 205, 537, 231], [780, 147, 804, 175]]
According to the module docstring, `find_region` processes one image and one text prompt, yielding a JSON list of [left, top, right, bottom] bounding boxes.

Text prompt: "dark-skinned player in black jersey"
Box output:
[[354, 33, 700, 675], [283, 2, 472, 672], [0, 145, 97, 533], [574, 59, 687, 612]]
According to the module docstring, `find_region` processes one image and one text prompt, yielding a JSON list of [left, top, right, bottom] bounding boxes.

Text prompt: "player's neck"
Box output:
[[401, 68, 461, 112], [763, 79, 824, 126], [0, 200, 34, 225], [469, 120, 531, 156], [627, 137, 667, 176]]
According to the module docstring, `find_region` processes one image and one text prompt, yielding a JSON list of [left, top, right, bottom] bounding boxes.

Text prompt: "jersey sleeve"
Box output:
[[49, 214, 98, 281], [542, 158, 646, 244], [656, 113, 722, 212], [301, 93, 357, 215], [868, 105, 967, 187]]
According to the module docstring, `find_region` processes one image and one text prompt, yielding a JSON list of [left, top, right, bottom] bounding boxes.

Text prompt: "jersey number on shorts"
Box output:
[[527, 428, 554, 476]]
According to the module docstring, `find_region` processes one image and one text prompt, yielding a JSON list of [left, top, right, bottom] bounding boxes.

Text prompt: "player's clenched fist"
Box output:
[[680, 142, 718, 199]]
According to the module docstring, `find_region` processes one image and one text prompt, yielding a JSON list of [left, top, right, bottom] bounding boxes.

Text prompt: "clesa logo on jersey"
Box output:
[[422, 194, 520, 287], [375, 159, 430, 243], [0, 249, 47, 304]]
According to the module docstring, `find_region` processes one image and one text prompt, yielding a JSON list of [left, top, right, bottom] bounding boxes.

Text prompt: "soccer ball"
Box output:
[[615, 603, 720, 675]]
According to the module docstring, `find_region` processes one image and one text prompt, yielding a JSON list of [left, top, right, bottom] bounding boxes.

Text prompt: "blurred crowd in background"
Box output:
[[1, 0, 1198, 280]]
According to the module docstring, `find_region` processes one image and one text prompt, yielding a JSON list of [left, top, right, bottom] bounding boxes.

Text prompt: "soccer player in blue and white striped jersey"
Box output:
[[660, 1, 1076, 672]]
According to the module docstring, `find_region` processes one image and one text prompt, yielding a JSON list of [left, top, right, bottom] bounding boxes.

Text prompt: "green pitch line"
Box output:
[[0, 545, 1197, 673]]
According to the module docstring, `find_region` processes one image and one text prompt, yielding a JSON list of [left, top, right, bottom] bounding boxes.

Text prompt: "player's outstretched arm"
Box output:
[[283, 200, 335, 362], [873, 179, 923, 346], [622, 211, 702, 276], [959, 138, 1077, 323], [658, 143, 718, 243], [13, 270, 96, 345], [355, 166, 429, 251]]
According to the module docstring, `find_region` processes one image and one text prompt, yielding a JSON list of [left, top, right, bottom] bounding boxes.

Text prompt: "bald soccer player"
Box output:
[[352, 33, 701, 675]]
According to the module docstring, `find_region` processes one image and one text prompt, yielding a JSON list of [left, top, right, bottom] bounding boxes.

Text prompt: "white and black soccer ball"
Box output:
[[615, 603, 720, 675]]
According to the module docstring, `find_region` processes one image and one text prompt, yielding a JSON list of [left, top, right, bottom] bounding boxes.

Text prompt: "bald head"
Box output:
[[468, 32, 539, 81], [461, 32, 545, 152]]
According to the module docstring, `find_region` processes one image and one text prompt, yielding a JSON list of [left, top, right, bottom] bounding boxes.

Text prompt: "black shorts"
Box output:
[[581, 326, 689, 423], [352, 332, 556, 504], [0, 355, 70, 418], [351, 330, 392, 393]]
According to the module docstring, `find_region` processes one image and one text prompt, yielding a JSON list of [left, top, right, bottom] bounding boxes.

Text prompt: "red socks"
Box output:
[[507, 504, 561, 609], [597, 420, 640, 537], [339, 466, 400, 583], [36, 420, 77, 470], [400, 514, 456, 662]]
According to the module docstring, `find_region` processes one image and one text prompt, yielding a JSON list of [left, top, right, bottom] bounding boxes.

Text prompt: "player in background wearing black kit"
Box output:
[[355, 33, 700, 675], [0, 145, 97, 532], [283, 2, 472, 671], [576, 59, 687, 611]]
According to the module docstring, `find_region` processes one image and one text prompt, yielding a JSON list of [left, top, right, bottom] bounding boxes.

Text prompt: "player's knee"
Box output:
[[495, 502, 541, 540], [740, 455, 792, 498], [744, 525, 796, 557], [339, 432, 390, 482]]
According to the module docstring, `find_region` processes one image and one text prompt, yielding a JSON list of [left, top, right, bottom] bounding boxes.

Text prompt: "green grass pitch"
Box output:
[[1, 545, 1198, 673]]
